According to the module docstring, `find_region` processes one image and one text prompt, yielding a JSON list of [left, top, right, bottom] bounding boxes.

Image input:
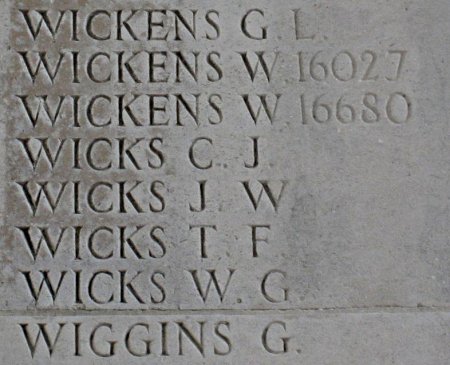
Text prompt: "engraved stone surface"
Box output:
[[0, 0, 449, 363]]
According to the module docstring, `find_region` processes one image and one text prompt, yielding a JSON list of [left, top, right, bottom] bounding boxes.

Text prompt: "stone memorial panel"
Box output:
[[0, 0, 449, 363]]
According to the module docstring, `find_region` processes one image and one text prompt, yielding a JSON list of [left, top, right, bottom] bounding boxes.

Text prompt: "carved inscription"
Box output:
[[5, 1, 415, 361]]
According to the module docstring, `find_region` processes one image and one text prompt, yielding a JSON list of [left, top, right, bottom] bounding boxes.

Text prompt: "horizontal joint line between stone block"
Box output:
[[0, 307, 450, 317]]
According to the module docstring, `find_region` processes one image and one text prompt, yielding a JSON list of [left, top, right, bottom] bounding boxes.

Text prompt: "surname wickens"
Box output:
[[6, 2, 412, 360]]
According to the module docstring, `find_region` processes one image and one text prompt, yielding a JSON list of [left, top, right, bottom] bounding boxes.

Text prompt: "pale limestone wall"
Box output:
[[0, 1, 449, 363]]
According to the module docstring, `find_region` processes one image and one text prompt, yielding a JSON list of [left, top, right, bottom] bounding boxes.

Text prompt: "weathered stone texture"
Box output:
[[0, 0, 449, 363]]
